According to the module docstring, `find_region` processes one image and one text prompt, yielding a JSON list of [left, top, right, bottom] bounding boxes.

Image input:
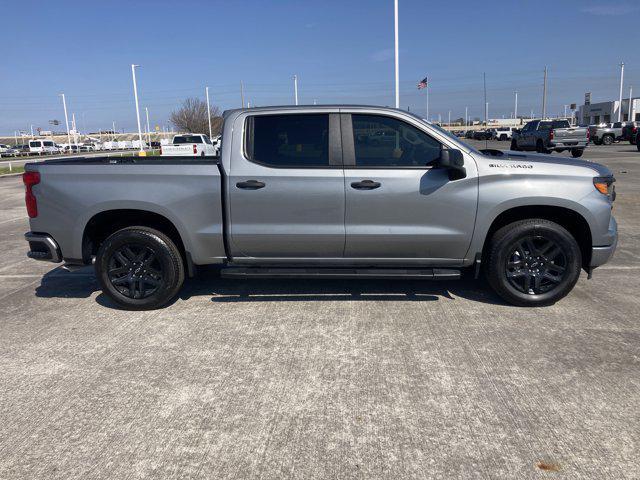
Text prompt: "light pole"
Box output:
[[629, 86, 633, 122], [393, 0, 399, 108], [59, 93, 72, 149], [240, 81, 245, 108], [542, 66, 548, 120], [130, 64, 144, 152], [618, 62, 625, 122], [145, 107, 151, 145], [465, 106, 468, 127], [205, 86, 213, 139], [448, 110, 451, 126], [293, 75, 299, 105], [514, 91, 518, 123]]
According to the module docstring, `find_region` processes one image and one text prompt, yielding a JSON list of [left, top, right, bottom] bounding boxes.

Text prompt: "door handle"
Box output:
[[350, 179, 381, 190], [236, 180, 266, 190]]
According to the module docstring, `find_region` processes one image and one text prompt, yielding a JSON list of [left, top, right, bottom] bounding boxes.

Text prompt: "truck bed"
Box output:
[[25, 155, 227, 265]]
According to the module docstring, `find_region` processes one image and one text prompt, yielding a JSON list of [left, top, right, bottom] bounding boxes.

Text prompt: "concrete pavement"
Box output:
[[0, 143, 638, 479]]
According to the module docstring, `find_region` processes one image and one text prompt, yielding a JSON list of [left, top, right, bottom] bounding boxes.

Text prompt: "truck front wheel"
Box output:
[[95, 227, 185, 310], [486, 219, 582, 307]]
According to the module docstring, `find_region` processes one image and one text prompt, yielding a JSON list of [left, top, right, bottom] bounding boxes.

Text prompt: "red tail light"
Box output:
[[633, 127, 638, 134], [160, 146, 163, 155], [549, 130, 554, 140], [23, 171, 40, 218], [193, 144, 197, 154]]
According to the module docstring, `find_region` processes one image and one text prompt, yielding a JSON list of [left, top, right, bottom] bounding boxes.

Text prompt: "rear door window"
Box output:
[[551, 120, 570, 129], [245, 114, 329, 167]]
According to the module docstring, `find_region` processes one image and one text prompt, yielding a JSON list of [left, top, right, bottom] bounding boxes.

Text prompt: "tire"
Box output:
[[486, 219, 582, 307], [95, 227, 185, 310], [510, 139, 519, 151], [499, 134, 507, 141], [536, 140, 549, 154], [602, 134, 614, 146], [571, 148, 584, 158]]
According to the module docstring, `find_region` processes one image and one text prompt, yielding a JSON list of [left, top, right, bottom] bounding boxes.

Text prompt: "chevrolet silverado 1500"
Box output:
[[24, 105, 617, 309]]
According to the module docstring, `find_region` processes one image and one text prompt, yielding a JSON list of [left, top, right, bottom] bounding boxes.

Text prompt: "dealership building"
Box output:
[[577, 97, 640, 125]]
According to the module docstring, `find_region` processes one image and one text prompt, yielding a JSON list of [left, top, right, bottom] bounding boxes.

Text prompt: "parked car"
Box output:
[[117, 141, 134, 150], [637, 130, 640, 151], [101, 141, 119, 150], [494, 127, 516, 141], [511, 119, 588, 157], [465, 130, 475, 139], [622, 121, 639, 144], [23, 105, 617, 310], [13, 144, 30, 155], [589, 122, 629, 145], [473, 130, 492, 140], [28, 140, 59, 155], [160, 134, 219, 156], [0, 144, 18, 157]]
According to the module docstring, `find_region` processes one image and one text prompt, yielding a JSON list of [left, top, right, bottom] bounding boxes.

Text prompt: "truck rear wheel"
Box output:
[[95, 227, 185, 310], [602, 134, 614, 145], [536, 140, 549, 154], [486, 219, 582, 307], [571, 148, 584, 158]]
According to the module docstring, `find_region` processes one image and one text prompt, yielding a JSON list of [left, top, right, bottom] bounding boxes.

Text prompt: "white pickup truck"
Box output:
[[161, 134, 219, 157]]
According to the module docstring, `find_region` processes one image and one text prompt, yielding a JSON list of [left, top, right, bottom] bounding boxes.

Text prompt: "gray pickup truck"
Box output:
[[589, 122, 629, 145], [511, 119, 589, 157], [23, 105, 617, 309]]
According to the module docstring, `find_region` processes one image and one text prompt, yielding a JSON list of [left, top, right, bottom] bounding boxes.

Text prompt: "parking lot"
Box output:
[[0, 142, 638, 478]]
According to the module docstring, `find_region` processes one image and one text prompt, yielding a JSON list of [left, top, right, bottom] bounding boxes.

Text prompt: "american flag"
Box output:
[[417, 77, 428, 89]]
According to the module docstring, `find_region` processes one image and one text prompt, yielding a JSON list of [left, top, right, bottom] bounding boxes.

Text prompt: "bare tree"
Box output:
[[169, 98, 223, 135]]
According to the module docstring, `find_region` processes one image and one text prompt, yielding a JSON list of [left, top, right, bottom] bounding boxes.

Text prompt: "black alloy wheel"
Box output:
[[107, 244, 163, 299], [505, 235, 566, 295]]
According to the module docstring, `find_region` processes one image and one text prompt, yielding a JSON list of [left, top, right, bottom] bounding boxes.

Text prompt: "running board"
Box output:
[[220, 267, 460, 280]]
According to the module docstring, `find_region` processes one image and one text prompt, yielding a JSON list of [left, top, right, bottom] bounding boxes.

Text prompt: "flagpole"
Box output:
[[426, 85, 429, 121]]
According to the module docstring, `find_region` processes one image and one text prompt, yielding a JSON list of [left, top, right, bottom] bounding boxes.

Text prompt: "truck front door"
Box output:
[[341, 113, 478, 263], [228, 112, 345, 260]]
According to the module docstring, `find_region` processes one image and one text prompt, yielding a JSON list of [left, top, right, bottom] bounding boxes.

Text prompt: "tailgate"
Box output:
[[161, 145, 196, 156], [554, 127, 587, 141]]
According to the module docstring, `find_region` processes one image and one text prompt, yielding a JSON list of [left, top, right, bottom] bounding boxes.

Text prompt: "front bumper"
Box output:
[[25, 232, 62, 263], [590, 216, 618, 267]]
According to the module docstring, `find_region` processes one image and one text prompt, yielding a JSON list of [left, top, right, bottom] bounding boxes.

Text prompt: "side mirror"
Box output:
[[438, 149, 466, 179]]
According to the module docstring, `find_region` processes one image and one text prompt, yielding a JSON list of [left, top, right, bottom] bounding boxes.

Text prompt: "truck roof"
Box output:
[[222, 104, 409, 117]]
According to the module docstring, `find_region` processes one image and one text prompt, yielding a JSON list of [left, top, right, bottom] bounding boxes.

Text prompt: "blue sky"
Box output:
[[1, 0, 638, 134]]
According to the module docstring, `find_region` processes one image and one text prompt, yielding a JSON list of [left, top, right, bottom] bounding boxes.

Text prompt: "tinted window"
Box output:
[[43, 141, 54, 146], [538, 122, 552, 130], [352, 114, 441, 167], [552, 120, 570, 129], [613, 122, 622, 128], [174, 135, 204, 144], [246, 114, 329, 167]]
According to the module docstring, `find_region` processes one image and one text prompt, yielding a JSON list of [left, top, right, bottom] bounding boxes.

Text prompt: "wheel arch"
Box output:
[[480, 205, 593, 269], [81, 209, 190, 270]]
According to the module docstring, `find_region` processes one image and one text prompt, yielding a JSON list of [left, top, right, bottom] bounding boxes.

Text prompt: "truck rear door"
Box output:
[[228, 112, 345, 259], [341, 113, 478, 261]]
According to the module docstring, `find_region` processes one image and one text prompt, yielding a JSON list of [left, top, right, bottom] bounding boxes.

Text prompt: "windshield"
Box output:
[[402, 111, 482, 154]]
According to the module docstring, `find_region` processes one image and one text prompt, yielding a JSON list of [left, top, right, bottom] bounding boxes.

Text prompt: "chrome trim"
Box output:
[[25, 232, 62, 263]]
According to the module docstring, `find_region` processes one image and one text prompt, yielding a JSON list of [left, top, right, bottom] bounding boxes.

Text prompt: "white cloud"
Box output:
[[581, 4, 639, 15], [370, 48, 395, 62]]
